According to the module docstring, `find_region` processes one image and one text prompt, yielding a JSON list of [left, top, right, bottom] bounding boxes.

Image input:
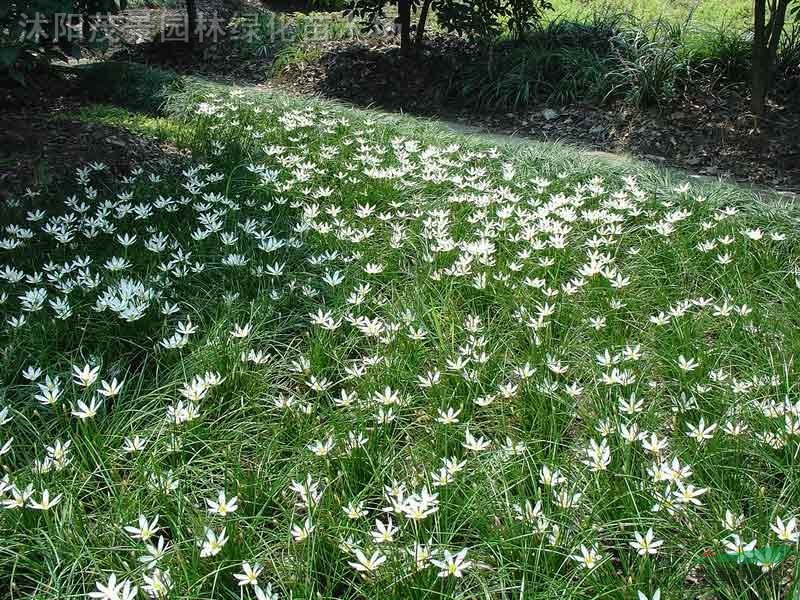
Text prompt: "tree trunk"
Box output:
[[398, 0, 412, 52], [186, 0, 198, 46], [415, 0, 433, 49], [766, 0, 789, 68], [752, 0, 768, 117], [751, 0, 790, 119]]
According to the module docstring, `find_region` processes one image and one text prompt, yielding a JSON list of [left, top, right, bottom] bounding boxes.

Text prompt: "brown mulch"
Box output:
[[0, 72, 188, 201]]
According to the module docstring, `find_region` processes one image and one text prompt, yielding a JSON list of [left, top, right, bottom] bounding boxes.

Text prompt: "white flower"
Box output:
[[570, 544, 603, 570], [71, 397, 102, 420], [430, 548, 472, 578], [630, 528, 664, 556], [771, 516, 798, 542], [348, 549, 387, 574], [206, 490, 238, 516], [89, 574, 137, 600], [139, 536, 169, 570], [28, 489, 62, 510], [371, 517, 398, 544], [142, 569, 172, 598], [124, 514, 160, 541], [199, 527, 229, 557], [234, 561, 263, 586], [254, 583, 280, 600], [291, 517, 314, 542]]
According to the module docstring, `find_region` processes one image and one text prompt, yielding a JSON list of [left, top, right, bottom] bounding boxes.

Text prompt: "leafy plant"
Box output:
[[308, 0, 349, 9], [77, 61, 182, 113], [459, 43, 610, 108], [271, 43, 323, 75], [685, 24, 752, 83]]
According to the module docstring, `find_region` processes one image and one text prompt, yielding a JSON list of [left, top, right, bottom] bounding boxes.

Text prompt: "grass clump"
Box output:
[[76, 62, 184, 114], [70, 104, 200, 152], [1, 72, 800, 600]]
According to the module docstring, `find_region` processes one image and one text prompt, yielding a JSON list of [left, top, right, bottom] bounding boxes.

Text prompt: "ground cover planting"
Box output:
[[1, 83, 799, 599]]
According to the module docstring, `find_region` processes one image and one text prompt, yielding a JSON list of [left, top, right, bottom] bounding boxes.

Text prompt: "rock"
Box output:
[[542, 108, 559, 121]]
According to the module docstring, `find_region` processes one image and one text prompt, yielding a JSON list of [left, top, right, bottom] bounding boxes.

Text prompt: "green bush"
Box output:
[[230, 10, 356, 65], [685, 25, 752, 81], [308, 0, 349, 9], [777, 23, 800, 77], [459, 44, 610, 108], [229, 12, 295, 59]]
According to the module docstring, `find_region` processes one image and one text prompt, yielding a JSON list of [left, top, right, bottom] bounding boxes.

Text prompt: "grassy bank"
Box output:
[[1, 67, 799, 600]]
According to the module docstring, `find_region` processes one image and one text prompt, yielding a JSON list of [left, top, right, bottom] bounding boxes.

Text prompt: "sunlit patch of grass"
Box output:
[[64, 105, 197, 150]]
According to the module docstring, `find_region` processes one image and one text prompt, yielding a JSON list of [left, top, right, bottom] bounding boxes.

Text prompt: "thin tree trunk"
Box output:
[[415, 0, 433, 49], [767, 0, 789, 67], [186, 0, 198, 46], [751, 0, 768, 117], [398, 0, 412, 52]]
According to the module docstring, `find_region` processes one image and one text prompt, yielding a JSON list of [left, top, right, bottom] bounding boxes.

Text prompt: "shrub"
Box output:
[[229, 12, 295, 59], [506, 0, 553, 40], [380, 9, 800, 112], [776, 23, 800, 79], [309, 0, 349, 8], [685, 24, 752, 82], [231, 10, 356, 67], [271, 43, 323, 75]]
